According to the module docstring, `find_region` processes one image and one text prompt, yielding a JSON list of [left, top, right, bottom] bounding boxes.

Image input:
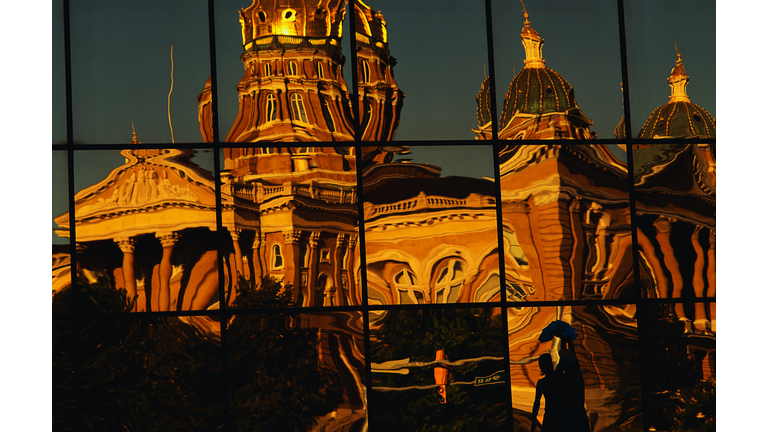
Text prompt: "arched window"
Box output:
[[290, 93, 308, 123], [316, 61, 324, 79], [272, 244, 283, 269], [394, 269, 424, 304], [321, 98, 336, 132], [266, 93, 277, 122], [315, 274, 329, 307], [264, 62, 272, 77], [287, 61, 297, 76], [433, 258, 465, 303], [361, 60, 370, 83]]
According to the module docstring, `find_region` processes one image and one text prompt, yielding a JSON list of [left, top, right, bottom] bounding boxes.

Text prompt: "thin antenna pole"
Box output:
[[168, 44, 175, 144]]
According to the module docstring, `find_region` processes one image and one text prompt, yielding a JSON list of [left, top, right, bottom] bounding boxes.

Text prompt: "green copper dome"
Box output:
[[499, 67, 579, 126], [637, 101, 715, 139], [637, 49, 715, 139]]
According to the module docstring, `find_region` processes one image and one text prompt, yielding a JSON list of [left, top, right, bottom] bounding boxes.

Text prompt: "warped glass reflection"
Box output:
[[499, 144, 633, 302], [221, 146, 361, 307], [369, 308, 508, 430], [54, 148, 218, 312], [507, 304, 640, 431], [364, 145, 500, 305], [633, 144, 716, 315], [227, 311, 366, 431]]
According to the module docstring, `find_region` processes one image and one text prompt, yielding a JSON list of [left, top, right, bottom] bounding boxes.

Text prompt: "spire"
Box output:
[[130, 123, 141, 144], [520, 0, 545, 68], [668, 43, 690, 103]]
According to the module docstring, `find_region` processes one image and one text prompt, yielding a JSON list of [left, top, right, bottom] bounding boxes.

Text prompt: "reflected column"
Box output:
[[334, 233, 347, 306], [308, 231, 320, 307], [253, 228, 264, 280], [229, 228, 245, 277], [707, 230, 716, 332], [349, 233, 360, 305], [115, 237, 137, 311], [690, 226, 709, 332], [156, 232, 179, 312], [653, 216, 686, 320], [283, 229, 302, 304]]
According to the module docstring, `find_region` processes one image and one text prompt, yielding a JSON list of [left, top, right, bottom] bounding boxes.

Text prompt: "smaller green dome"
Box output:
[[637, 102, 715, 139]]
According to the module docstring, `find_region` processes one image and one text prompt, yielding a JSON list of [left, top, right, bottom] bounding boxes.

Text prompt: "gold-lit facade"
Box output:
[[53, 1, 715, 431]]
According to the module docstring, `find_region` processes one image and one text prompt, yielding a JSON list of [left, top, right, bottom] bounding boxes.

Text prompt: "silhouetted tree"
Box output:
[[227, 276, 344, 431], [639, 303, 715, 432]]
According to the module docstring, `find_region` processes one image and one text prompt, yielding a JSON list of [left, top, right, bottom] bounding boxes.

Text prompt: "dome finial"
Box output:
[[130, 123, 141, 144], [668, 43, 690, 103], [519, 0, 545, 68], [521, 0, 530, 26]]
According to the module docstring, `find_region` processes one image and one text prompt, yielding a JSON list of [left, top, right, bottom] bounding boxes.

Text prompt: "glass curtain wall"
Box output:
[[52, 1, 715, 431]]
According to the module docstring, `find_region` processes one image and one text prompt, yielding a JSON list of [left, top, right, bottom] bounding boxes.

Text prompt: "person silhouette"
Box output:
[[531, 321, 590, 432], [530, 353, 565, 432], [556, 334, 590, 432]]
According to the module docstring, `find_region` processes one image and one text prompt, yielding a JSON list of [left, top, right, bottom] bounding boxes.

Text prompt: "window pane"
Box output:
[[364, 145, 500, 305], [221, 146, 361, 307], [369, 308, 508, 429], [634, 144, 715, 299], [639, 302, 715, 431], [500, 144, 633, 302], [358, 1, 489, 141], [491, 0, 623, 140], [624, 0, 715, 139], [71, 148, 219, 313], [216, 0, 355, 142], [228, 311, 366, 429], [508, 304, 641, 431], [78, 316, 223, 429], [53, 151, 71, 298], [70, 0, 210, 144], [53, 0, 67, 144]]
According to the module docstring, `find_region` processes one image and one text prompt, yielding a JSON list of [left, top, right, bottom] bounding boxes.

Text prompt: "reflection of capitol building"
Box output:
[[52, 1, 714, 431]]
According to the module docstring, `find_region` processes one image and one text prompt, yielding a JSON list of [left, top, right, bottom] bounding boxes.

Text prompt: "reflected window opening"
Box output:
[[290, 93, 309, 123]]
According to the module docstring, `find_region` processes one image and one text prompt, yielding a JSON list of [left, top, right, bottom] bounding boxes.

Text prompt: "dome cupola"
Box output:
[[637, 47, 715, 139], [238, 0, 348, 49]]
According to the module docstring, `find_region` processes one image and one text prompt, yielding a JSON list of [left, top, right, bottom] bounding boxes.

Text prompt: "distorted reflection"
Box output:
[[53, 146, 218, 312], [364, 146, 500, 305], [220, 147, 361, 307], [633, 154, 715, 324], [353, 1, 404, 141], [227, 311, 366, 431], [221, 1, 357, 142], [499, 144, 633, 302], [477, 4, 597, 141], [508, 305, 640, 431], [628, 50, 716, 329], [639, 302, 715, 432], [369, 308, 508, 430]]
